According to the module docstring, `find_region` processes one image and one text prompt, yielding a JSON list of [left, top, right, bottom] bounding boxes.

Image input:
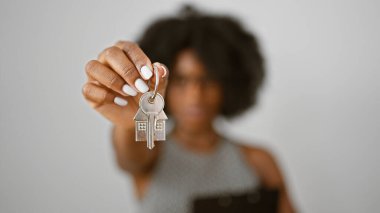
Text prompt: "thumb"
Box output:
[[149, 62, 169, 98]]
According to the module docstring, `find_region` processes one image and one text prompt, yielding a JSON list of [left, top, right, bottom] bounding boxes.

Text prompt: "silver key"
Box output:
[[134, 91, 167, 149]]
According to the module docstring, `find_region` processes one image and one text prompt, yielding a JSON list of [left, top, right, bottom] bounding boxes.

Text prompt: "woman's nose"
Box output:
[[185, 80, 203, 99]]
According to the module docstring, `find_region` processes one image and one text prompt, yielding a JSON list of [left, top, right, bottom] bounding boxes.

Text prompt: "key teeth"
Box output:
[[147, 142, 155, 150]]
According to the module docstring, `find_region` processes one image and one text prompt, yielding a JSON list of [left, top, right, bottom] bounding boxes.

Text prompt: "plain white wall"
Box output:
[[1, 0, 379, 212]]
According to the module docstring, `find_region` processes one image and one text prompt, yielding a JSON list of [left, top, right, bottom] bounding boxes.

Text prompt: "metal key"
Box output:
[[133, 64, 167, 149], [140, 92, 166, 149]]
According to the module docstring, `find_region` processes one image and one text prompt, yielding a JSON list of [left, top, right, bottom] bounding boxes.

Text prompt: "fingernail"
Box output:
[[157, 63, 168, 78], [135, 78, 149, 93], [122, 84, 137, 96], [140, 65, 153, 80], [114, 97, 128, 106], [153, 62, 167, 78]]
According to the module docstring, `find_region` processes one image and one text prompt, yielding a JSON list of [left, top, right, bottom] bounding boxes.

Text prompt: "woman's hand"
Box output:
[[82, 41, 169, 130]]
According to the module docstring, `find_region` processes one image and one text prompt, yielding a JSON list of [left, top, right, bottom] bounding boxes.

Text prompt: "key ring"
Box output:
[[148, 65, 159, 103]]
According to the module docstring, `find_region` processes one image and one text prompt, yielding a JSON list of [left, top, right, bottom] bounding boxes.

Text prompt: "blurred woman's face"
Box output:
[[167, 49, 223, 132]]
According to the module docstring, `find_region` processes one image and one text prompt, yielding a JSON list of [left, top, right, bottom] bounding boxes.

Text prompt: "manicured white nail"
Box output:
[[154, 62, 167, 78], [114, 97, 128, 106], [135, 78, 149, 93], [160, 64, 167, 78], [140, 65, 153, 80], [122, 84, 137, 96]]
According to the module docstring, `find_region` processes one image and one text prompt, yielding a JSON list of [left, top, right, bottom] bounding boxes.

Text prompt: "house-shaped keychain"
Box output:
[[134, 108, 168, 142]]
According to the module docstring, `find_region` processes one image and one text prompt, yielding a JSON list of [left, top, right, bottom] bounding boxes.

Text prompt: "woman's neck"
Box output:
[[171, 124, 221, 153]]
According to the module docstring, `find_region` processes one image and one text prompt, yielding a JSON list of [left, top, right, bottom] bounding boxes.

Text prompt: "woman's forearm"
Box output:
[[112, 125, 159, 174]]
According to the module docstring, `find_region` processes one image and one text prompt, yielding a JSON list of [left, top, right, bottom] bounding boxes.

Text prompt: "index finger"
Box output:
[[115, 41, 153, 80]]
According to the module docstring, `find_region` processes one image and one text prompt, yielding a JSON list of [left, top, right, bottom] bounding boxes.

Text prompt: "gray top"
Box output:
[[133, 137, 260, 213]]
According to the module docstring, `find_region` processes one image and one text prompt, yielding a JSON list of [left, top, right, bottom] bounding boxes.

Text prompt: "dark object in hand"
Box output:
[[192, 186, 279, 213]]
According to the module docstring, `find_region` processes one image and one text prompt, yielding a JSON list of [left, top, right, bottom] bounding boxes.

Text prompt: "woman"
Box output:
[[82, 6, 296, 213]]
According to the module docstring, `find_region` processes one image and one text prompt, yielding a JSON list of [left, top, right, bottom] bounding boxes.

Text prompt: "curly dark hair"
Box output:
[[138, 5, 265, 118]]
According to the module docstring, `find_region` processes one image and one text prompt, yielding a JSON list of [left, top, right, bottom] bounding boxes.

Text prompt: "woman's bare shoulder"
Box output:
[[237, 142, 285, 189], [228, 139, 297, 212]]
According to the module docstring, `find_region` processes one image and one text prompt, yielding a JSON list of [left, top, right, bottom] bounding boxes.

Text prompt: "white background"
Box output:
[[1, 0, 379, 212]]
